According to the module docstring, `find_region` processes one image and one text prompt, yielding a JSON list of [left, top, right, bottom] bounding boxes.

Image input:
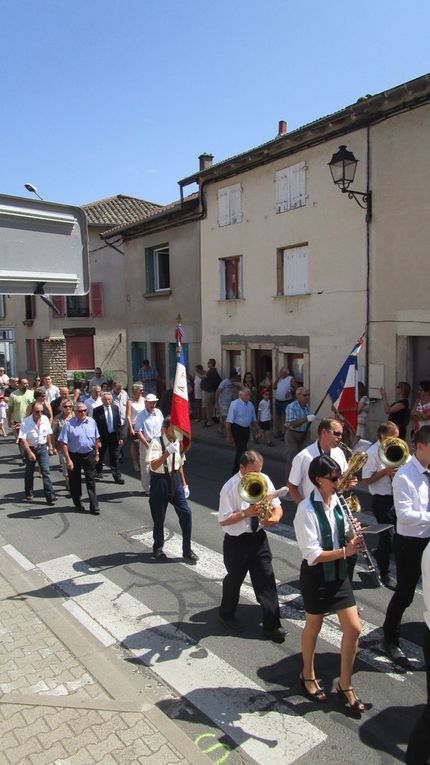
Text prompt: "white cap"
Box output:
[[145, 393, 159, 402]]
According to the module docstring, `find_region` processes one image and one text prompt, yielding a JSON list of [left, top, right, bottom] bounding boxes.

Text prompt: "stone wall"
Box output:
[[41, 337, 68, 386]]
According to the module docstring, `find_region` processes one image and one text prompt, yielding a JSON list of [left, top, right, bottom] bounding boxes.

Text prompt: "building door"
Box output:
[[411, 336, 430, 396], [252, 350, 272, 389], [131, 342, 147, 383], [153, 342, 166, 397], [286, 353, 304, 386]]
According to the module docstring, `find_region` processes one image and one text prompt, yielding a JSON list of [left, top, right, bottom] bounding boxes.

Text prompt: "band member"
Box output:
[[294, 455, 365, 712], [380, 425, 430, 665], [146, 416, 198, 565], [218, 450, 286, 642], [406, 540, 430, 764], [361, 421, 400, 589], [288, 418, 348, 504]]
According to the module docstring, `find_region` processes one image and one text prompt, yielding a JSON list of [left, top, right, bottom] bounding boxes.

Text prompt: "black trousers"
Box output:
[[220, 530, 281, 630], [383, 534, 429, 644], [68, 450, 99, 511], [97, 433, 121, 479], [149, 472, 192, 555], [231, 424, 250, 474], [406, 624, 430, 764], [371, 494, 395, 576]]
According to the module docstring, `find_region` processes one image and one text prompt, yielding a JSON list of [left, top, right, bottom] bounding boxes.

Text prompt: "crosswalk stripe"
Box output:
[[130, 530, 423, 677], [37, 553, 326, 764]]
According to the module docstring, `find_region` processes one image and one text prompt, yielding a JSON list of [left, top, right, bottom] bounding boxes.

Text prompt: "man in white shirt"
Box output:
[[146, 416, 198, 565], [135, 393, 164, 493], [93, 392, 124, 484], [380, 425, 430, 665], [84, 386, 103, 417], [0, 366, 10, 387], [218, 450, 285, 642], [406, 541, 430, 764], [18, 403, 56, 505], [273, 368, 296, 440], [87, 367, 107, 392], [41, 375, 60, 405], [288, 418, 349, 504], [361, 421, 400, 589]]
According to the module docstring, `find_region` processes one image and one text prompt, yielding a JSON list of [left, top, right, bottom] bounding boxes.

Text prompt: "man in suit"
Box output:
[[93, 392, 124, 484]]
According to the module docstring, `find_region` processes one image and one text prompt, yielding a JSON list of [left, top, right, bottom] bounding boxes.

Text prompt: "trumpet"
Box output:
[[237, 472, 288, 521], [378, 436, 409, 468]]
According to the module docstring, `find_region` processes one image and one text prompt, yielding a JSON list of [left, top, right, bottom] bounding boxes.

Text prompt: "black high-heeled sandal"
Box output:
[[299, 673, 327, 702], [336, 684, 366, 713]]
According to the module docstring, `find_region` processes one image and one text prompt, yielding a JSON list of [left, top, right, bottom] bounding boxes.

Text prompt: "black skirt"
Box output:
[[300, 560, 355, 615]]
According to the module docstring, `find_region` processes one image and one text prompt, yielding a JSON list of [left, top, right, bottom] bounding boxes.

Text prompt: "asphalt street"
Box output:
[[0, 434, 426, 765]]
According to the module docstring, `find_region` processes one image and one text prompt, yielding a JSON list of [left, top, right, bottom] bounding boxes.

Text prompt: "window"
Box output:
[[0, 296, 5, 319], [145, 245, 170, 293], [275, 161, 306, 213], [51, 284, 103, 319], [278, 245, 309, 296], [217, 183, 242, 226], [219, 256, 243, 300], [26, 339, 37, 371], [24, 295, 36, 320], [66, 294, 90, 318], [65, 335, 94, 370]]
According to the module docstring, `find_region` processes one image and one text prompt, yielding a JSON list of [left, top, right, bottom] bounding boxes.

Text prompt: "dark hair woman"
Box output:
[[380, 381, 410, 439]]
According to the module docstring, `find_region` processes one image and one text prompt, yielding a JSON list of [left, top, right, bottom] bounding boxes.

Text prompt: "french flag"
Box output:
[[327, 339, 364, 434], [170, 322, 191, 451]]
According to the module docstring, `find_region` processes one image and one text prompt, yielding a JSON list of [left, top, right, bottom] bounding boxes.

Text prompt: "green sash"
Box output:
[[310, 491, 347, 582]]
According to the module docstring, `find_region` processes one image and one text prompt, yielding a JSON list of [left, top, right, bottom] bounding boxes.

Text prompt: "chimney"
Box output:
[[199, 153, 214, 171], [278, 120, 287, 137]]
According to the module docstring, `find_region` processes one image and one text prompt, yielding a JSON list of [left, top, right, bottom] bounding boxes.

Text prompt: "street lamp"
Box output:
[[328, 145, 372, 220], [24, 183, 43, 201]]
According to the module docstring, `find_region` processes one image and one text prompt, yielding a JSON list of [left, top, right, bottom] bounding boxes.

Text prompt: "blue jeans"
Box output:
[[149, 472, 192, 555], [24, 444, 54, 500]]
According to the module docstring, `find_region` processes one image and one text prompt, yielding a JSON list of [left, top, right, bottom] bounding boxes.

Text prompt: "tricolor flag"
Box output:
[[327, 338, 364, 434], [170, 320, 191, 451]]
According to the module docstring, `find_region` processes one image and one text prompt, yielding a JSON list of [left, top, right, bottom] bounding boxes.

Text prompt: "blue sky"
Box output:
[[2, 0, 429, 207]]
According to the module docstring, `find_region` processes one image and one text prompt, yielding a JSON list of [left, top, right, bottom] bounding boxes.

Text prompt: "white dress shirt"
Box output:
[[146, 436, 185, 474], [103, 405, 115, 433], [41, 384, 60, 404], [85, 396, 103, 417], [18, 414, 53, 447], [135, 407, 164, 441], [422, 542, 430, 631], [218, 471, 280, 536], [361, 440, 393, 495], [112, 390, 128, 424], [288, 441, 348, 499], [294, 489, 348, 565], [392, 455, 430, 538]]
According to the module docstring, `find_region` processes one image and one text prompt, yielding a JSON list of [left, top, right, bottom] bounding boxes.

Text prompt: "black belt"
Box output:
[[151, 470, 179, 479]]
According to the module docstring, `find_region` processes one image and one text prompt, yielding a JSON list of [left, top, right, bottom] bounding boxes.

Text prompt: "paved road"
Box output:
[[0, 435, 426, 764]]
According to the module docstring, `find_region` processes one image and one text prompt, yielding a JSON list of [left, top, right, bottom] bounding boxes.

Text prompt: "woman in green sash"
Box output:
[[293, 455, 366, 713]]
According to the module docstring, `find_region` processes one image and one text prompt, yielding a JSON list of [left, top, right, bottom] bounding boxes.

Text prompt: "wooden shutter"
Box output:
[[145, 249, 155, 292], [91, 283, 104, 318], [290, 161, 306, 208], [26, 339, 37, 371], [217, 188, 230, 226], [229, 184, 242, 224], [51, 295, 65, 317], [131, 341, 148, 382], [283, 246, 309, 295], [225, 258, 239, 299], [66, 335, 95, 370], [275, 168, 289, 213], [219, 260, 226, 300]]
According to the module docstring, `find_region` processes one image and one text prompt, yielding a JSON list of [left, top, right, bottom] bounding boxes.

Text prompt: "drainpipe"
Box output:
[[365, 125, 371, 389]]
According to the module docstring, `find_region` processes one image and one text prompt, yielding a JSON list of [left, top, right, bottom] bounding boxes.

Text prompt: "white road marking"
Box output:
[[2, 543, 34, 571], [62, 600, 116, 647], [38, 553, 326, 764]]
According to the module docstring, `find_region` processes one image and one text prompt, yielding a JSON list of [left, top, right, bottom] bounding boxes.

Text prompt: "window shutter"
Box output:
[[131, 341, 148, 382], [0, 296, 5, 319], [275, 169, 289, 213], [145, 249, 155, 292], [290, 161, 306, 208], [219, 260, 226, 300], [66, 335, 95, 370], [26, 339, 37, 370], [91, 283, 104, 318], [51, 295, 65, 317], [229, 184, 242, 224], [283, 246, 309, 295], [217, 188, 230, 226]]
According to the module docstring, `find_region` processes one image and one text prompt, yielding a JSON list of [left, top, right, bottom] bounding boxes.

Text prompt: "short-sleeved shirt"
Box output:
[[18, 414, 52, 447], [218, 471, 280, 536], [134, 407, 164, 441], [285, 399, 311, 432], [258, 399, 271, 422], [361, 440, 393, 496], [227, 398, 256, 428], [137, 366, 158, 395], [84, 396, 103, 417], [146, 435, 185, 474], [274, 376, 293, 402], [288, 441, 348, 499], [41, 385, 60, 404], [58, 416, 100, 453], [218, 379, 234, 408], [294, 488, 347, 565], [8, 389, 34, 422]]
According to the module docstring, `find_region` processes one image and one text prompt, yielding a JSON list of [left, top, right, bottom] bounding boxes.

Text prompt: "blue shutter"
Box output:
[[131, 341, 148, 382]]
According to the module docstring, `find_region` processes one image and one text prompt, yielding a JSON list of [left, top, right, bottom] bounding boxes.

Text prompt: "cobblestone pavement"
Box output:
[[0, 552, 212, 765]]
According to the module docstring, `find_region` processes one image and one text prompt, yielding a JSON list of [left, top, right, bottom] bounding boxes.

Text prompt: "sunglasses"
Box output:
[[323, 474, 341, 483], [62, 404, 72, 408], [329, 430, 343, 437], [77, 409, 87, 413]]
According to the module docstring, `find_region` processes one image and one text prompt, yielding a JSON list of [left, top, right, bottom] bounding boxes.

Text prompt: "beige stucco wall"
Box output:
[[124, 220, 201, 383]]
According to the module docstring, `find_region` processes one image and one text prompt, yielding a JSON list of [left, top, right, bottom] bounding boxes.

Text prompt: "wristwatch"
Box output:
[[240, 510, 246, 519]]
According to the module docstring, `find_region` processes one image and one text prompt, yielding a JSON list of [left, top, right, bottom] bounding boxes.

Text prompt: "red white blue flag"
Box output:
[[170, 320, 191, 451], [327, 338, 364, 434]]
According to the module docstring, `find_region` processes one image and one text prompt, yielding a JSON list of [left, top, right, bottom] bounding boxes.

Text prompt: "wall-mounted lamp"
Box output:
[[24, 183, 43, 201], [328, 145, 372, 221]]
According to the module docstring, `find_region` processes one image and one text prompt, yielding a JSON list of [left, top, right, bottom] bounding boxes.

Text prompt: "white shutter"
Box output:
[[283, 246, 309, 295], [229, 184, 242, 224], [275, 168, 289, 213], [219, 260, 226, 300], [217, 188, 230, 227], [290, 161, 306, 208]]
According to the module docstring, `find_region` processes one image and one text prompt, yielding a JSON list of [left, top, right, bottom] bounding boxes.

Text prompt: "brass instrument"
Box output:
[[238, 472, 273, 520], [337, 444, 369, 513], [378, 436, 409, 468]]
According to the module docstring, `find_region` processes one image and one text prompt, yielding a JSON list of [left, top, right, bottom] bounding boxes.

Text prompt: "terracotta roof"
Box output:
[[82, 195, 163, 227], [102, 192, 200, 239]]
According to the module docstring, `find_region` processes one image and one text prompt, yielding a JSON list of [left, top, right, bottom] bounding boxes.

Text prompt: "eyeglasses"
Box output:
[[62, 404, 72, 408], [323, 474, 341, 483], [329, 430, 343, 437], [77, 409, 87, 413]]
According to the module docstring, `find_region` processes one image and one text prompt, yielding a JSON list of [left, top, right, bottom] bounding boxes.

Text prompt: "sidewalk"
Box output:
[[190, 419, 287, 464], [0, 540, 212, 765]]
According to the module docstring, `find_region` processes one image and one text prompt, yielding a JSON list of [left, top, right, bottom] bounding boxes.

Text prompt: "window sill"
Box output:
[[272, 293, 311, 299], [145, 289, 172, 298], [217, 298, 245, 303]]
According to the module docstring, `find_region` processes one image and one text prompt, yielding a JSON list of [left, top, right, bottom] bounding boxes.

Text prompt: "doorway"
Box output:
[[411, 336, 430, 396], [152, 342, 166, 397]]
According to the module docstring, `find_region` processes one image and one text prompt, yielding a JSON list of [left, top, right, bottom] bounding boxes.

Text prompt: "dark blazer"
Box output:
[[93, 404, 122, 442]]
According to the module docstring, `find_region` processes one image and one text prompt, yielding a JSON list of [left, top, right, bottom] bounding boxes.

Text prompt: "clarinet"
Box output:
[[337, 491, 382, 588]]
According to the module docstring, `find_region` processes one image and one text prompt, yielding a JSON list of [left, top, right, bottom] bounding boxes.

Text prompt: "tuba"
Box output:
[[238, 472, 273, 520], [378, 436, 409, 468]]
